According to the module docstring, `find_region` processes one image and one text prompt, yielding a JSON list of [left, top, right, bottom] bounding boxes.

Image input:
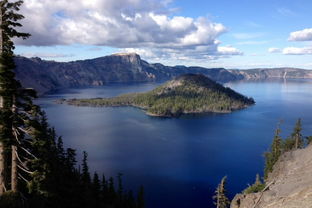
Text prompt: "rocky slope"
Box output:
[[230, 68, 312, 80], [14, 53, 236, 95], [231, 144, 312, 208], [14, 53, 312, 95], [60, 74, 255, 117]]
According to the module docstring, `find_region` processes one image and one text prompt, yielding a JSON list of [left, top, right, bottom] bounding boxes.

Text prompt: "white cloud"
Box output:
[[288, 28, 312, 41], [217, 46, 243, 55], [118, 45, 243, 63], [16, 0, 241, 60], [121, 48, 157, 58], [268, 48, 281, 53], [282, 47, 312, 55]]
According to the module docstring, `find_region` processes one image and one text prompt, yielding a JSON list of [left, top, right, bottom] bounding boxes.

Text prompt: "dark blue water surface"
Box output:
[[37, 79, 312, 208]]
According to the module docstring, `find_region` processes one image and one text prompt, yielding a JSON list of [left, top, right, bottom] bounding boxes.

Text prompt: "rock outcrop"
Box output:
[[14, 53, 236, 95], [230, 68, 312, 80], [14, 53, 312, 95], [231, 144, 312, 208]]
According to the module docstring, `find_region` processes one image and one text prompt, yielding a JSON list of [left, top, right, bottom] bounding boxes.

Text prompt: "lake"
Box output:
[[36, 79, 312, 208]]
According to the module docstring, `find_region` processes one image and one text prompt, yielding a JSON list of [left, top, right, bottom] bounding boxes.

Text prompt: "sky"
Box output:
[[14, 0, 312, 69]]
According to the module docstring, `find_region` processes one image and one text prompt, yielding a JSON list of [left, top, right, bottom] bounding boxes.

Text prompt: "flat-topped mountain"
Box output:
[[60, 74, 255, 117], [14, 53, 312, 95], [14, 53, 236, 95]]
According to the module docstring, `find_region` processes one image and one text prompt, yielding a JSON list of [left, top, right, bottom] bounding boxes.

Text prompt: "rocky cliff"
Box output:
[[230, 68, 312, 80], [231, 144, 312, 208], [14, 53, 237, 95], [14, 53, 312, 95]]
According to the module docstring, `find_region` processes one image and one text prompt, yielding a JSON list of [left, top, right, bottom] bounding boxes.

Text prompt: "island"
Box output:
[[59, 74, 255, 117]]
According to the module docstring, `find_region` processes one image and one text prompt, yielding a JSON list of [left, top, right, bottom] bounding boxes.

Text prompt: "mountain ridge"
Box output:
[[14, 53, 312, 95]]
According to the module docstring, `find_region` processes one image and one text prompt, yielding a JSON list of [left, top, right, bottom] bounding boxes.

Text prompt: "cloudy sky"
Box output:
[[14, 0, 312, 69]]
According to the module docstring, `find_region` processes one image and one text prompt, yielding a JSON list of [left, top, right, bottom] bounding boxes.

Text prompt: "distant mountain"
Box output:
[[60, 74, 255, 117], [14, 53, 312, 95], [230, 67, 312, 80], [14, 53, 236, 95]]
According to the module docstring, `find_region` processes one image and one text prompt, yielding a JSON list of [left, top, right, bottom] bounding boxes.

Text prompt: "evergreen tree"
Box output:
[[108, 176, 116, 204], [271, 125, 282, 161], [0, 1, 145, 207], [92, 172, 101, 204], [243, 174, 265, 194], [213, 176, 230, 208], [264, 125, 282, 179], [254, 174, 261, 186], [283, 119, 303, 151], [125, 190, 136, 208], [117, 172, 123, 200], [81, 151, 91, 185], [292, 119, 303, 149], [56, 136, 65, 161], [0, 0, 31, 195], [101, 174, 109, 205], [137, 185, 145, 208]]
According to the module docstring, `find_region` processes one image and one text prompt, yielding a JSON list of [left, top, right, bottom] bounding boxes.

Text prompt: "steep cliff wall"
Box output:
[[14, 53, 312, 95], [230, 68, 312, 80], [14, 53, 236, 95], [231, 145, 312, 208]]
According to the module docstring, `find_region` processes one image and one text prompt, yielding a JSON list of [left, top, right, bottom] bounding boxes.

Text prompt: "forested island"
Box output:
[[59, 74, 255, 117]]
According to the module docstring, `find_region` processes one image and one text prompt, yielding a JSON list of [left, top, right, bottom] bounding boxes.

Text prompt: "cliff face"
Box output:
[[15, 53, 159, 95], [14, 53, 312, 95], [231, 144, 312, 208], [230, 68, 312, 80], [14, 53, 236, 95]]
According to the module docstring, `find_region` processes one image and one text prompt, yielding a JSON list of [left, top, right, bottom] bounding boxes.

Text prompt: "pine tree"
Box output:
[[81, 151, 91, 185], [243, 174, 265, 194], [125, 190, 136, 208], [264, 125, 282, 179], [117, 173, 123, 200], [104, 176, 116, 205], [0, 0, 31, 194], [272, 125, 282, 161], [92, 172, 101, 202], [137, 185, 145, 208], [293, 119, 303, 149], [213, 176, 230, 208], [255, 174, 261, 186], [0, 1, 145, 205]]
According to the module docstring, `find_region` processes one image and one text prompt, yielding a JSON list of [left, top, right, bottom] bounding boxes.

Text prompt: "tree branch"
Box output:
[[18, 173, 29, 184], [17, 164, 35, 175], [20, 147, 38, 160]]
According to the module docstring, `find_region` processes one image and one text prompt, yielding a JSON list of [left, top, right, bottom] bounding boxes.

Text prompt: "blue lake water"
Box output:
[[37, 79, 312, 208]]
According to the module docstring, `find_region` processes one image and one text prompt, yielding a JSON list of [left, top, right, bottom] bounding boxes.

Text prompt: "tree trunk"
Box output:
[[11, 93, 18, 192], [0, 143, 5, 195], [11, 145, 17, 192], [295, 133, 299, 149], [0, 4, 4, 195]]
